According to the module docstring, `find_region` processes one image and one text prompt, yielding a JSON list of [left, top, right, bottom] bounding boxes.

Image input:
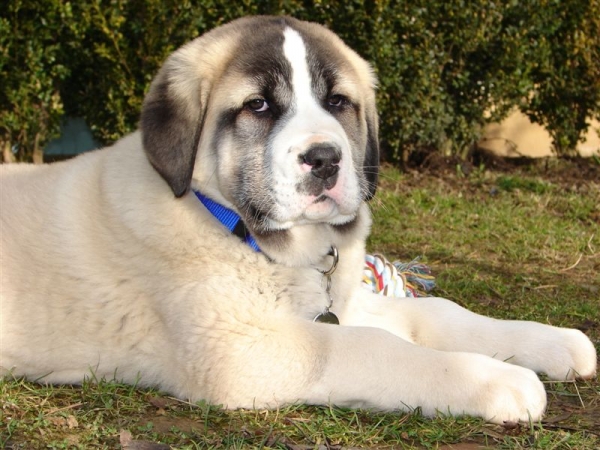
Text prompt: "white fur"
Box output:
[[0, 18, 596, 425]]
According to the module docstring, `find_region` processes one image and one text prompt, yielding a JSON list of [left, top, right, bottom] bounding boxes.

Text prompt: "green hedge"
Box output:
[[2, 0, 599, 163]]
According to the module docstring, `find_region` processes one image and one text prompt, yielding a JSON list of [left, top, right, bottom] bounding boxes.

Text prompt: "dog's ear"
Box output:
[[141, 21, 244, 197], [140, 44, 212, 198], [363, 102, 380, 201], [140, 67, 203, 197]]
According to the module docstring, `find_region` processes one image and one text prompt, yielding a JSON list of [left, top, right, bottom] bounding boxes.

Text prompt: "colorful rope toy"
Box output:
[[362, 254, 436, 298]]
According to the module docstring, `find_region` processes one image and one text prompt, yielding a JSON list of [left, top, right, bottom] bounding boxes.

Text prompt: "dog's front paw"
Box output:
[[461, 355, 547, 424], [522, 326, 597, 381], [552, 328, 596, 380]]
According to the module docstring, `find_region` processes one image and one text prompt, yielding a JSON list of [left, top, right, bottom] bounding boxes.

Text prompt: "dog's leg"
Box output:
[[208, 319, 547, 424], [306, 324, 549, 424], [340, 293, 597, 381]]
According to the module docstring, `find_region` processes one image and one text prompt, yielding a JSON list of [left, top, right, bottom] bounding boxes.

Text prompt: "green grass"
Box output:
[[2, 161, 599, 449]]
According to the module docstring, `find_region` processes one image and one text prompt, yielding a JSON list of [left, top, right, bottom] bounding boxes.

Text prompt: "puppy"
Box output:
[[0, 16, 596, 424]]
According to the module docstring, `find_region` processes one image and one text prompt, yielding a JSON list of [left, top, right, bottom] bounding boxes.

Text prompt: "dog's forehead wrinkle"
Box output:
[[230, 28, 288, 77]]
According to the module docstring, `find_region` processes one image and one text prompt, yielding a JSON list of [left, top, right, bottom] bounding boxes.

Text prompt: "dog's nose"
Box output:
[[301, 144, 341, 181]]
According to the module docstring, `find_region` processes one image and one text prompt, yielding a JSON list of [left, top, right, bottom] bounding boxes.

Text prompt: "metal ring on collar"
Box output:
[[321, 246, 339, 277]]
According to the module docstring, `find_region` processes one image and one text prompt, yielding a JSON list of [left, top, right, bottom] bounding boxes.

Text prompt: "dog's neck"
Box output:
[[194, 189, 337, 264], [193, 190, 260, 252], [194, 189, 341, 324]]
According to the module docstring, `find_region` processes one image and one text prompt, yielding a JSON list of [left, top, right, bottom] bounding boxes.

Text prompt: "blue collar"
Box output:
[[193, 190, 260, 252]]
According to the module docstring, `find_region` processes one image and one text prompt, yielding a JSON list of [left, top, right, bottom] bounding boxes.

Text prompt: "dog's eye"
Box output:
[[246, 98, 269, 113], [327, 94, 348, 108]]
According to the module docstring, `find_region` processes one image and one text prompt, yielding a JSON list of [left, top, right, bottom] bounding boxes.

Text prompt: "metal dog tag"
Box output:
[[313, 246, 340, 325], [314, 311, 339, 325]]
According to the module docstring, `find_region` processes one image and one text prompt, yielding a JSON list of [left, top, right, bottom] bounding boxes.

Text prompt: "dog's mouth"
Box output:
[[240, 192, 356, 235], [303, 194, 339, 220]]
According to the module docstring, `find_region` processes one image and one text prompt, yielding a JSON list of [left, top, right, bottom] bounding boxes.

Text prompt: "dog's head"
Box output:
[[141, 16, 378, 239]]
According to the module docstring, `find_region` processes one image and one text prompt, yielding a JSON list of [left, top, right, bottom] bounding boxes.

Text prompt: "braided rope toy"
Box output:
[[362, 254, 436, 298]]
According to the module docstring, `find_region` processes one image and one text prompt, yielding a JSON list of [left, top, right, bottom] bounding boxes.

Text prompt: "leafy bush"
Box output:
[[509, 1, 600, 155], [1, 0, 599, 162], [0, 0, 70, 162]]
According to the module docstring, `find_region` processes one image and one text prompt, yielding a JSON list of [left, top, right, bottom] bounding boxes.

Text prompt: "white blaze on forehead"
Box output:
[[283, 27, 314, 106], [278, 26, 345, 141]]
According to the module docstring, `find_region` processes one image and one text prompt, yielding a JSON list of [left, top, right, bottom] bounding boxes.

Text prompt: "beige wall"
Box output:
[[478, 109, 600, 157]]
